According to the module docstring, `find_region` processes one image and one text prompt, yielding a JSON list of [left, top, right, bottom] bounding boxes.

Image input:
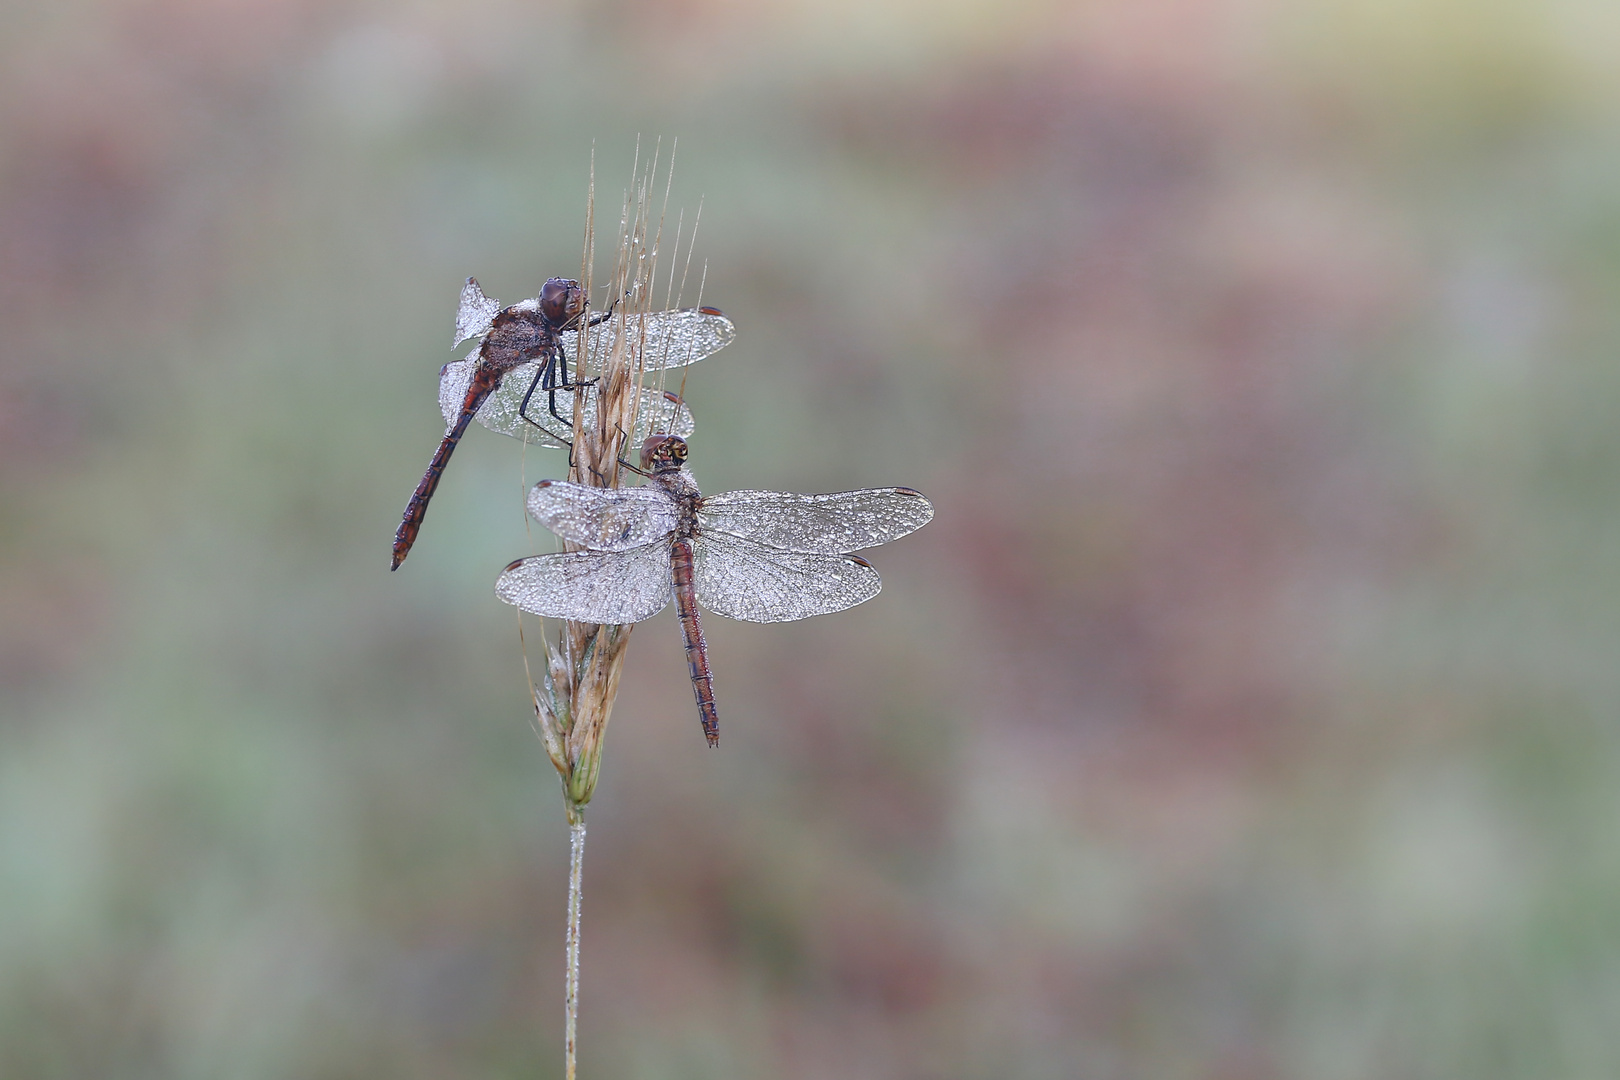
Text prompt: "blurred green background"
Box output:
[[3, 0, 1619, 1076]]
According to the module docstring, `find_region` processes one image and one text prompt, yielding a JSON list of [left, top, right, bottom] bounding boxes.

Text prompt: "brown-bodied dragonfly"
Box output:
[[391, 277, 736, 570], [494, 435, 933, 746]]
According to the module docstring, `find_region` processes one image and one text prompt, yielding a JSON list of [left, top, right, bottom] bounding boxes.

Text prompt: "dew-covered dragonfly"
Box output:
[[391, 277, 736, 570], [495, 435, 933, 746]]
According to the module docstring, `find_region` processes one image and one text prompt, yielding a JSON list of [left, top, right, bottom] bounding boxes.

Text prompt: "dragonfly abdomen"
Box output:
[[670, 537, 719, 746], [391, 369, 501, 570]]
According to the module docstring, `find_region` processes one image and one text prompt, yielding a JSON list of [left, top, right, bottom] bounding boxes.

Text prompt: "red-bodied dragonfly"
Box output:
[[494, 435, 933, 746], [392, 277, 736, 570]]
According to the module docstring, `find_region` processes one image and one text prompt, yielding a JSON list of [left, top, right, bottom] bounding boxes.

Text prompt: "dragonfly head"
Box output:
[[539, 278, 586, 327], [641, 434, 688, 473]]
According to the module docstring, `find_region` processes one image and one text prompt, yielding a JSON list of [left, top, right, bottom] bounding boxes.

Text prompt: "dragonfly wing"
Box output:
[[439, 356, 695, 449], [496, 544, 672, 623], [527, 481, 680, 552], [562, 307, 737, 372], [622, 388, 698, 444], [697, 487, 933, 554], [693, 532, 883, 623], [453, 277, 503, 347], [440, 349, 562, 436]]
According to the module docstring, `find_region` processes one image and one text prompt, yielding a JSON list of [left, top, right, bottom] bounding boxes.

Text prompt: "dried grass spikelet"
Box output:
[[527, 143, 699, 826]]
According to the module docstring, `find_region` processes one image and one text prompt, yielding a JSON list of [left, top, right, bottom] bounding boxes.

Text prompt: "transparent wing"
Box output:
[[438, 353, 695, 449], [453, 277, 503, 347], [495, 544, 672, 623], [697, 487, 933, 554], [526, 480, 679, 552], [561, 307, 736, 373], [694, 532, 883, 623]]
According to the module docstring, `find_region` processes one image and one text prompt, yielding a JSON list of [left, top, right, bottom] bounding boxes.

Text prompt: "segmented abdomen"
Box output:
[[391, 366, 501, 570], [670, 537, 719, 746]]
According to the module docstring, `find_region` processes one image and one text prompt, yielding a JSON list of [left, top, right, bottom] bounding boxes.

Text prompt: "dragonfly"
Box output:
[[494, 435, 933, 746], [391, 277, 736, 571]]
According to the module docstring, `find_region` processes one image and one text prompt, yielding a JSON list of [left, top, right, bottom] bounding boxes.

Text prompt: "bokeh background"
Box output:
[[4, 1, 1619, 1076]]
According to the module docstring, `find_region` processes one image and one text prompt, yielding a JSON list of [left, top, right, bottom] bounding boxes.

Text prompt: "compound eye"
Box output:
[[639, 434, 688, 469], [640, 434, 672, 469], [561, 282, 586, 321], [540, 278, 584, 323]]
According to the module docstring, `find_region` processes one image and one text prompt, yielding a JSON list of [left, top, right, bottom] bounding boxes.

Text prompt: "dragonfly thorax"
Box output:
[[641, 435, 700, 534], [481, 308, 558, 374]]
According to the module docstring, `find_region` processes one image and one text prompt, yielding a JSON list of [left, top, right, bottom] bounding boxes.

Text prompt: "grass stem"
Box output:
[[565, 817, 586, 1080]]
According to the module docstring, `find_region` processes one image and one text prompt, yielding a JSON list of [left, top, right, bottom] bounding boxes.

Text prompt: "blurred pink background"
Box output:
[[3, 1, 1618, 1076]]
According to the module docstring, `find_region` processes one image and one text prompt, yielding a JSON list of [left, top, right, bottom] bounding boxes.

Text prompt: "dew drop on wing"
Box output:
[[695, 487, 933, 555], [572, 307, 737, 373], [454, 277, 504, 346]]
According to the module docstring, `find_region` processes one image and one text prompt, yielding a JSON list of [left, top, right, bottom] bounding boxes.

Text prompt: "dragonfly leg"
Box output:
[[559, 284, 630, 365], [582, 425, 637, 483], [607, 420, 652, 478], [552, 338, 599, 401], [583, 421, 648, 480], [516, 359, 576, 451], [542, 345, 580, 429], [584, 285, 631, 326], [539, 358, 591, 476], [583, 423, 629, 483]]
